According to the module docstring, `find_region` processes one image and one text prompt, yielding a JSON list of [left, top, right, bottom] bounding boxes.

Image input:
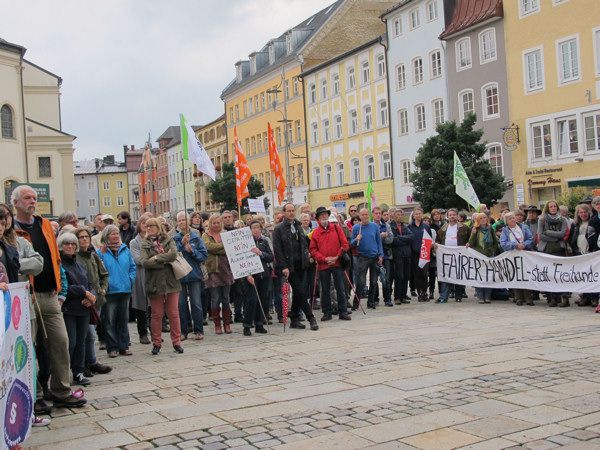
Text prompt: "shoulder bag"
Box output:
[[169, 252, 193, 280]]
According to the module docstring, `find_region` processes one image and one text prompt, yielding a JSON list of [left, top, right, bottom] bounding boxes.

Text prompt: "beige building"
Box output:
[[0, 37, 75, 215], [194, 114, 227, 213]]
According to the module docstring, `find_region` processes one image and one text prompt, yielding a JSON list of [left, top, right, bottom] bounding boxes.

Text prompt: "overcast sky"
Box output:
[[1, 0, 330, 160]]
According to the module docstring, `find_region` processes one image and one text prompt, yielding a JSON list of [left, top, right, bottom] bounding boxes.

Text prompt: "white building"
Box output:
[[382, 0, 448, 208], [0, 37, 75, 214]]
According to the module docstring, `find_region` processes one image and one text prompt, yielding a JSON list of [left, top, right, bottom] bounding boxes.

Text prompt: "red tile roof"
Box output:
[[439, 0, 503, 40]]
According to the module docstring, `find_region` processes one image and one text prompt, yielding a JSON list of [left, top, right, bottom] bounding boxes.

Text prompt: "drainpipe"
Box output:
[[19, 57, 29, 182], [297, 58, 311, 199], [378, 21, 395, 206]]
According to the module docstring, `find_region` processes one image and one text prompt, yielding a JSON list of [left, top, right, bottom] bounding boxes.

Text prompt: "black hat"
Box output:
[[315, 206, 330, 219], [525, 205, 541, 214], [581, 196, 593, 204]]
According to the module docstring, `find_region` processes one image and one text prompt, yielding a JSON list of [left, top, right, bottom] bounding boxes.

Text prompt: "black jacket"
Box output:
[[389, 221, 413, 259], [60, 252, 91, 316], [569, 222, 598, 255], [252, 235, 274, 279], [272, 219, 310, 274], [119, 225, 136, 247], [407, 221, 432, 254], [0, 240, 20, 283]]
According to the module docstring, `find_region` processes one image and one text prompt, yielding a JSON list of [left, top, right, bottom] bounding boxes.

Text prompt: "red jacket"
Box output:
[[309, 223, 349, 271]]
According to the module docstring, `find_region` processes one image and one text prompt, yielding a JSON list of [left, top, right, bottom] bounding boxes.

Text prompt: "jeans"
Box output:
[[136, 308, 149, 338], [476, 287, 493, 301], [179, 281, 204, 335], [243, 276, 271, 327], [382, 259, 392, 302], [354, 255, 380, 305], [63, 314, 89, 376], [85, 324, 98, 366], [319, 267, 348, 316], [288, 269, 314, 321], [439, 282, 452, 301], [150, 292, 181, 347], [102, 293, 131, 353], [392, 256, 411, 300]]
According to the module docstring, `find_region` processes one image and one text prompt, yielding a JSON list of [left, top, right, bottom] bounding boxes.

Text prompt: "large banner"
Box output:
[[221, 227, 264, 279], [1, 282, 34, 450], [437, 245, 600, 293]]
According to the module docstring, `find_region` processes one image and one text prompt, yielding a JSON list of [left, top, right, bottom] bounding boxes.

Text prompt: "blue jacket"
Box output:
[[351, 222, 383, 258], [96, 244, 136, 294], [500, 223, 534, 251], [173, 230, 208, 283]]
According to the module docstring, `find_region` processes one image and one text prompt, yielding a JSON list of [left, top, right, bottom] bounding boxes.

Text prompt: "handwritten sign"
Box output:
[[221, 227, 264, 279], [247, 198, 266, 214]]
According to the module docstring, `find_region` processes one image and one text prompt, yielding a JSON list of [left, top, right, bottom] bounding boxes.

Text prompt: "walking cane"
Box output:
[[310, 268, 318, 309], [251, 282, 269, 332], [31, 289, 47, 339], [343, 269, 366, 315]]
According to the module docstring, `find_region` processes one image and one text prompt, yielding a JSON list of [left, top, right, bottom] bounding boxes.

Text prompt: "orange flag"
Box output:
[[234, 127, 251, 206], [267, 122, 287, 204]]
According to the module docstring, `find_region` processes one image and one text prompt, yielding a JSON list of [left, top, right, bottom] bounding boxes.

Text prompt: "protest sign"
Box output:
[[2, 282, 34, 450], [247, 198, 266, 214], [437, 245, 600, 293], [221, 227, 264, 279]]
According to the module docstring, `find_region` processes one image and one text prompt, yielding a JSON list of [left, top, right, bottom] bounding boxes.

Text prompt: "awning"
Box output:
[[567, 178, 600, 188]]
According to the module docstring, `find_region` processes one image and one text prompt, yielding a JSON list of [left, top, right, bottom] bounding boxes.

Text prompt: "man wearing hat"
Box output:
[[92, 214, 114, 250], [524, 206, 541, 246], [309, 207, 351, 321]]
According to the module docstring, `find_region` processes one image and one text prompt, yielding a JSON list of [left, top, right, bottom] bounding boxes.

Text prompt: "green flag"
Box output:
[[453, 151, 480, 210], [180, 113, 216, 180], [365, 177, 376, 216]]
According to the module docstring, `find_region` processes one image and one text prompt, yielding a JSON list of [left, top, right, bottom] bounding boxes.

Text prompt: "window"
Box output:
[[309, 83, 316, 104], [396, 64, 406, 90], [257, 134, 263, 153], [311, 122, 318, 146], [234, 104, 239, 121], [298, 164, 304, 184], [479, 29, 497, 63], [320, 78, 327, 100], [313, 167, 321, 189], [398, 109, 409, 135], [102, 181, 109, 190], [557, 37, 580, 84], [261, 93, 266, 110], [87, 181, 94, 190], [347, 66, 356, 89], [332, 73, 340, 96], [487, 144, 503, 175], [409, 8, 420, 29], [336, 162, 344, 186], [459, 89, 474, 119], [426, 0, 438, 21], [392, 17, 402, 37], [430, 50, 442, 78], [380, 152, 391, 178], [532, 122, 552, 159], [595, 28, 600, 76], [284, 80, 290, 99], [324, 165, 332, 188], [351, 159, 360, 183], [363, 106, 372, 131], [557, 117, 578, 155], [229, 107, 234, 124], [293, 77, 299, 96], [263, 131, 268, 150], [334, 115, 342, 139], [276, 127, 282, 147], [415, 104, 426, 131], [482, 83, 500, 119], [584, 111, 600, 152], [103, 197, 111, 207], [116, 180, 124, 189], [1, 104, 14, 138], [520, 0, 540, 17], [401, 160, 411, 185], [89, 198, 96, 207], [413, 58, 423, 84], [295, 120, 302, 143], [456, 38, 472, 70], [322, 119, 330, 143], [432, 99, 444, 126], [286, 33, 292, 54], [361, 61, 370, 84], [378, 100, 389, 127], [117, 196, 124, 206], [377, 54, 385, 78], [349, 110, 358, 135], [524, 48, 545, 92], [365, 155, 375, 181]]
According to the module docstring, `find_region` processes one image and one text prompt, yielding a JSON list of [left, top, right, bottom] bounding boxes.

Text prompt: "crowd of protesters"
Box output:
[[5, 184, 600, 429]]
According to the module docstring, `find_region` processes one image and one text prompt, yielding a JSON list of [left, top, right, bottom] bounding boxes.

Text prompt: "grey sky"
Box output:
[[1, 0, 330, 160]]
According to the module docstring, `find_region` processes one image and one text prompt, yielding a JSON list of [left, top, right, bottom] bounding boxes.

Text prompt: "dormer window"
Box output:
[[286, 33, 292, 54], [268, 44, 275, 64], [250, 56, 257, 75], [236, 64, 242, 82]]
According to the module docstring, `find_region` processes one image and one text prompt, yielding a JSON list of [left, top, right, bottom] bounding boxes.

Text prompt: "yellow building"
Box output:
[[97, 157, 129, 218], [505, 0, 600, 207], [300, 37, 394, 212]]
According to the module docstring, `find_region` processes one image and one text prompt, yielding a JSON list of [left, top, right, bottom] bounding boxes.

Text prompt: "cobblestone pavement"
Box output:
[[29, 295, 600, 449]]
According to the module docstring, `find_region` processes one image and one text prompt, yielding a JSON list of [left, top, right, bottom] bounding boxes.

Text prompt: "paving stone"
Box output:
[[246, 433, 271, 444], [153, 435, 183, 446], [564, 429, 600, 441]]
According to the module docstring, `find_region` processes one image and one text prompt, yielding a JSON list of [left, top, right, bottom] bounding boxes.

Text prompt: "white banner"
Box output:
[[247, 198, 266, 214], [1, 282, 34, 450], [221, 227, 264, 279], [437, 245, 600, 293]]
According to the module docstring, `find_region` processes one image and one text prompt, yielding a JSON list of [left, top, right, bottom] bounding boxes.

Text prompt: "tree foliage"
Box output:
[[206, 162, 270, 213], [557, 187, 589, 215], [411, 114, 506, 211]]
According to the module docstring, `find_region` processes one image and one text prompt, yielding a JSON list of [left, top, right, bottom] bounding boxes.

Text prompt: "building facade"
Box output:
[[96, 155, 129, 219], [383, 0, 449, 209], [73, 160, 100, 222], [124, 144, 142, 221], [138, 145, 158, 215], [0, 38, 76, 215], [301, 38, 394, 211], [194, 114, 227, 213], [441, 0, 513, 211], [505, 0, 600, 207]]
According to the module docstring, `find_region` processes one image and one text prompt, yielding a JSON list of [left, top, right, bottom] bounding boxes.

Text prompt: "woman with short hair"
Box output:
[[130, 213, 153, 344], [570, 204, 598, 306], [500, 211, 534, 306]]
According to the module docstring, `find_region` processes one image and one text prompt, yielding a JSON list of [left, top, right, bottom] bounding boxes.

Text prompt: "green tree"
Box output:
[[557, 187, 589, 215], [206, 162, 270, 213], [411, 114, 506, 211]]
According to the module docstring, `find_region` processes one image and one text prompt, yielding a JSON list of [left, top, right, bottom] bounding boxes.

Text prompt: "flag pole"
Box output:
[[181, 151, 188, 215], [270, 171, 276, 219]]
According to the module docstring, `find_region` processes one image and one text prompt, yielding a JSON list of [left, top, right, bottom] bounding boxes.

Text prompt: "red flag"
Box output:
[[418, 229, 433, 268], [234, 127, 251, 206], [281, 281, 290, 331], [267, 122, 287, 204]]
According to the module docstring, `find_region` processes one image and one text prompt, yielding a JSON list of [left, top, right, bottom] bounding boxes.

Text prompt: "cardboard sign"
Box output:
[[221, 227, 264, 279], [247, 198, 266, 214]]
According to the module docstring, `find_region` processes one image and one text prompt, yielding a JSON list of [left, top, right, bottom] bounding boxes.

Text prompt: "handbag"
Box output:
[[89, 306, 100, 325], [334, 224, 352, 270], [169, 252, 193, 280]]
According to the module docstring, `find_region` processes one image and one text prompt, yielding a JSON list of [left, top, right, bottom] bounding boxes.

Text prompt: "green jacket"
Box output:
[[468, 226, 500, 257], [139, 236, 181, 295], [202, 233, 227, 274], [77, 247, 109, 308]]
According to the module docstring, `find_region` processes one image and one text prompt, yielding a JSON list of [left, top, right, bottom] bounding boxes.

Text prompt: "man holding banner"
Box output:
[[435, 208, 469, 303]]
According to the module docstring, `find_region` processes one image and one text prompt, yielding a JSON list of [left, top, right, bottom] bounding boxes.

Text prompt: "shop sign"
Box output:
[[525, 168, 563, 176], [527, 176, 562, 187]]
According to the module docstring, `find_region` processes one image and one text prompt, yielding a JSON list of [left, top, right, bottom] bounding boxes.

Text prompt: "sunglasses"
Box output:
[[349, 209, 357, 212]]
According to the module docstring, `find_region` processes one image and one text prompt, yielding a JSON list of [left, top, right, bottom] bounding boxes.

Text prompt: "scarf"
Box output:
[[207, 230, 222, 243], [149, 236, 165, 254], [478, 226, 493, 246]]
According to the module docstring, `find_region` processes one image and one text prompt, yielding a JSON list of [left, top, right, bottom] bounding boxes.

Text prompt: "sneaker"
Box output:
[[107, 351, 118, 358], [88, 362, 112, 374], [181, 334, 188, 341], [194, 332, 204, 340], [139, 335, 151, 345], [321, 314, 332, 321], [73, 373, 91, 387], [309, 318, 319, 331], [339, 314, 351, 321], [255, 325, 268, 334], [384, 301, 393, 307], [34, 399, 52, 415], [32, 416, 51, 427], [82, 367, 94, 378], [151, 345, 161, 355], [53, 394, 87, 408], [243, 327, 252, 336], [173, 345, 184, 354], [119, 349, 133, 356]]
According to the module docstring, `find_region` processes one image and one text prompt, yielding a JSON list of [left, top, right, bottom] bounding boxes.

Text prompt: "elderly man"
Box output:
[[58, 211, 78, 231], [372, 207, 394, 306], [222, 210, 235, 231], [92, 214, 114, 250], [435, 208, 469, 303], [389, 208, 413, 304], [345, 205, 359, 231], [13, 185, 87, 410], [351, 208, 383, 309]]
